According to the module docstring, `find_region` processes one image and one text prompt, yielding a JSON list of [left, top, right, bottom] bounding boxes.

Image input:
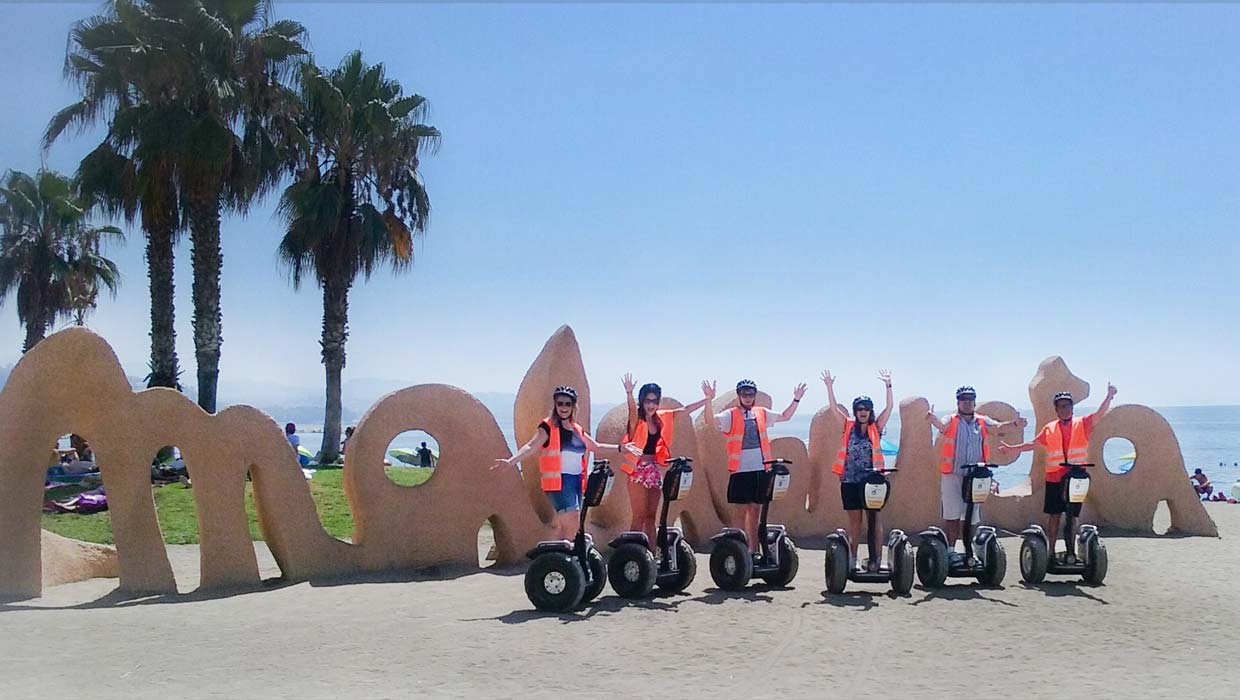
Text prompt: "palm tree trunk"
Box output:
[[318, 274, 350, 464], [189, 189, 223, 413], [22, 318, 46, 353], [145, 223, 180, 389]]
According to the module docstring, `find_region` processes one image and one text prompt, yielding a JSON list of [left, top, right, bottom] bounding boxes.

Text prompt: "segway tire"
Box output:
[[525, 552, 586, 612]]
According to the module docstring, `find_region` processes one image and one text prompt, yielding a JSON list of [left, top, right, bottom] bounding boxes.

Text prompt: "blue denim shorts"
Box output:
[[548, 473, 583, 513]]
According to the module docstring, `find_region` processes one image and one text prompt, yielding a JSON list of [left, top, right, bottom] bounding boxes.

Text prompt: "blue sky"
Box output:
[[1, 2, 1238, 410]]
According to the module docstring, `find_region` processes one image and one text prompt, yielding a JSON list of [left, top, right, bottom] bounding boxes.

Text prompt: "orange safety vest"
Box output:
[[939, 414, 990, 474], [724, 407, 772, 473], [1042, 417, 1089, 483], [622, 408, 677, 474], [832, 420, 885, 476], [537, 419, 588, 492]]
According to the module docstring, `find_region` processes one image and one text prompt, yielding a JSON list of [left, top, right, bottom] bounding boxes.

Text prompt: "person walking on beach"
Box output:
[[711, 379, 808, 561], [620, 374, 716, 552], [492, 386, 640, 540], [823, 370, 894, 572], [1001, 383, 1117, 562], [927, 386, 1027, 564]]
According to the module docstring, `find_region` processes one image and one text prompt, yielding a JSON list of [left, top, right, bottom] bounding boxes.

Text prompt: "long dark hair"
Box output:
[[637, 382, 662, 424]]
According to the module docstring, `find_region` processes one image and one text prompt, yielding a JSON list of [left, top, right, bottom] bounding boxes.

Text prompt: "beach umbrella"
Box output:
[[881, 439, 899, 457], [1116, 451, 1136, 472]]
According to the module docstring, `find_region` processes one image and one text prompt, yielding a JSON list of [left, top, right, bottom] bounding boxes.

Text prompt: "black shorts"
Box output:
[[727, 471, 764, 504], [840, 482, 865, 511], [1043, 481, 1083, 516]]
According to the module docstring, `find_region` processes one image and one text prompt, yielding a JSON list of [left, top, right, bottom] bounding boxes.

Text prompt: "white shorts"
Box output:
[[940, 473, 981, 524]]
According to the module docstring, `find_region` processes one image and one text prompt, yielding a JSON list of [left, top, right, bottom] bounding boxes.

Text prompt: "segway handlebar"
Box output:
[[962, 463, 1001, 469], [1059, 462, 1095, 468], [592, 459, 611, 469], [763, 458, 793, 467], [668, 456, 693, 466]]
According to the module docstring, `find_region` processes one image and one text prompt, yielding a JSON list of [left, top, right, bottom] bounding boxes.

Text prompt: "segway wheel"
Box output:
[[709, 538, 753, 591], [1083, 538, 1108, 586], [582, 546, 607, 603], [916, 537, 949, 588], [1019, 536, 1048, 584], [891, 541, 915, 595], [980, 538, 1007, 587], [607, 543, 657, 599], [824, 538, 849, 594], [760, 537, 800, 587], [525, 552, 586, 612], [657, 539, 697, 593]]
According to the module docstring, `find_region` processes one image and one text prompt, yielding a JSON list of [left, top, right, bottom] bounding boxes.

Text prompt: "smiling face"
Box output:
[[737, 389, 757, 409], [642, 393, 660, 412], [554, 396, 575, 422], [854, 405, 873, 423], [957, 396, 976, 416], [1055, 399, 1074, 420]]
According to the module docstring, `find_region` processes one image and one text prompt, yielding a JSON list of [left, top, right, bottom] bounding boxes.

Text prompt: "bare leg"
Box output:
[[847, 510, 864, 567], [870, 512, 883, 571], [642, 486, 660, 552], [1046, 513, 1061, 557], [944, 519, 961, 553], [556, 510, 580, 540], [627, 478, 648, 538], [744, 505, 761, 554]]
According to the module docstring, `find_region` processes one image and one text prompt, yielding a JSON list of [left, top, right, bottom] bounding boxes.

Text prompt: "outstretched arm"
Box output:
[[492, 428, 547, 470], [876, 370, 894, 431], [579, 431, 641, 459], [820, 371, 848, 420], [1090, 382, 1118, 421], [771, 383, 808, 423], [622, 373, 638, 432], [927, 405, 948, 432], [673, 380, 716, 414]]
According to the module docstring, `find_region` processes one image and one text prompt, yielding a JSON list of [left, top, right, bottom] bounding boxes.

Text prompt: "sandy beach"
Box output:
[[2, 504, 1237, 699]]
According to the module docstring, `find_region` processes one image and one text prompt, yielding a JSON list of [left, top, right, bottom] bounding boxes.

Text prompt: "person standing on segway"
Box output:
[[823, 369, 894, 573], [711, 379, 807, 561], [620, 374, 716, 552], [927, 386, 1027, 565], [1000, 383, 1117, 562], [493, 386, 641, 540]]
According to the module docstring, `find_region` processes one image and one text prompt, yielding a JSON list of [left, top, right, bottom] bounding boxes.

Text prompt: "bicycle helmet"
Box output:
[[853, 395, 874, 411], [736, 379, 758, 393], [956, 386, 977, 400], [553, 386, 578, 402], [1053, 391, 1074, 405]]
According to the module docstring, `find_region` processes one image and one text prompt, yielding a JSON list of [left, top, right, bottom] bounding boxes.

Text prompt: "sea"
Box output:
[[294, 403, 1240, 494]]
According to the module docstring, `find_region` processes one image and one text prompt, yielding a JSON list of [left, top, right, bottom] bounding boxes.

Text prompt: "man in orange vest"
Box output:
[[1001, 383, 1117, 560], [928, 386, 1027, 564], [708, 379, 807, 558]]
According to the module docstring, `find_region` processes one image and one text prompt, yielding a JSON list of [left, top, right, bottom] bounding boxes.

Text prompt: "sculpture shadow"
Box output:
[[0, 577, 296, 612], [1020, 581, 1110, 604], [908, 584, 1018, 607]]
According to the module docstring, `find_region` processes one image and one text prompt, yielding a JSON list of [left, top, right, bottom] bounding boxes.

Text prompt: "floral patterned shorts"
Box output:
[[632, 458, 662, 489]]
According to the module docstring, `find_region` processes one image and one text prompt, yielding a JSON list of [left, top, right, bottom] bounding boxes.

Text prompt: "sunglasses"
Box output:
[[555, 400, 574, 408], [738, 391, 757, 399], [642, 397, 660, 405]]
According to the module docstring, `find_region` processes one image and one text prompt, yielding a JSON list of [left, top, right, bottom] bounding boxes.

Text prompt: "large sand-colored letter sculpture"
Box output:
[[0, 328, 1216, 601]]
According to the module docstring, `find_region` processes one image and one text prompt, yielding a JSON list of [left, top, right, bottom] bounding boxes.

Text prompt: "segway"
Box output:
[[1019, 462, 1108, 585], [524, 460, 614, 611], [824, 468, 915, 595], [917, 463, 1007, 588], [608, 456, 698, 598], [709, 459, 800, 590]]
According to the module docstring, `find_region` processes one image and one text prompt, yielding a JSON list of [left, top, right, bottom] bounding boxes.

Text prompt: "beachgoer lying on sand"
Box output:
[[713, 378, 806, 562], [619, 374, 715, 552], [1191, 469, 1213, 498], [492, 386, 640, 540], [1001, 383, 1117, 563], [927, 385, 1027, 565], [824, 370, 891, 573]]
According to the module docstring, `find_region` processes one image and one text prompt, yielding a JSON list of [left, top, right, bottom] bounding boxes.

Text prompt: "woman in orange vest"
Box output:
[[1001, 383, 1117, 562], [493, 386, 640, 540], [823, 369, 894, 572], [621, 374, 716, 552], [710, 378, 808, 559]]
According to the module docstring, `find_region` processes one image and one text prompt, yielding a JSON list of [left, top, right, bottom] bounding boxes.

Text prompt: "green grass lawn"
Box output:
[[40, 466, 435, 545]]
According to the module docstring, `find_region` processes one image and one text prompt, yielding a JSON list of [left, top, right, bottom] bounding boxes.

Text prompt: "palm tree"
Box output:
[[46, 0, 307, 406], [64, 225, 123, 327], [0, 169, 123, 352], [278, 51, 440, 463]]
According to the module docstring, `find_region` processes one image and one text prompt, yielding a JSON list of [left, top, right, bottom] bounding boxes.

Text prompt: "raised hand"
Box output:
[[820, 370, 834, 388], [926, 404, 936, 421], [622, 373, 635, 394], [877, 369, 892, 388], [701, 380, 716, 401], [1106, 382, 1117, 399], [792, 383, 808, 401]]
